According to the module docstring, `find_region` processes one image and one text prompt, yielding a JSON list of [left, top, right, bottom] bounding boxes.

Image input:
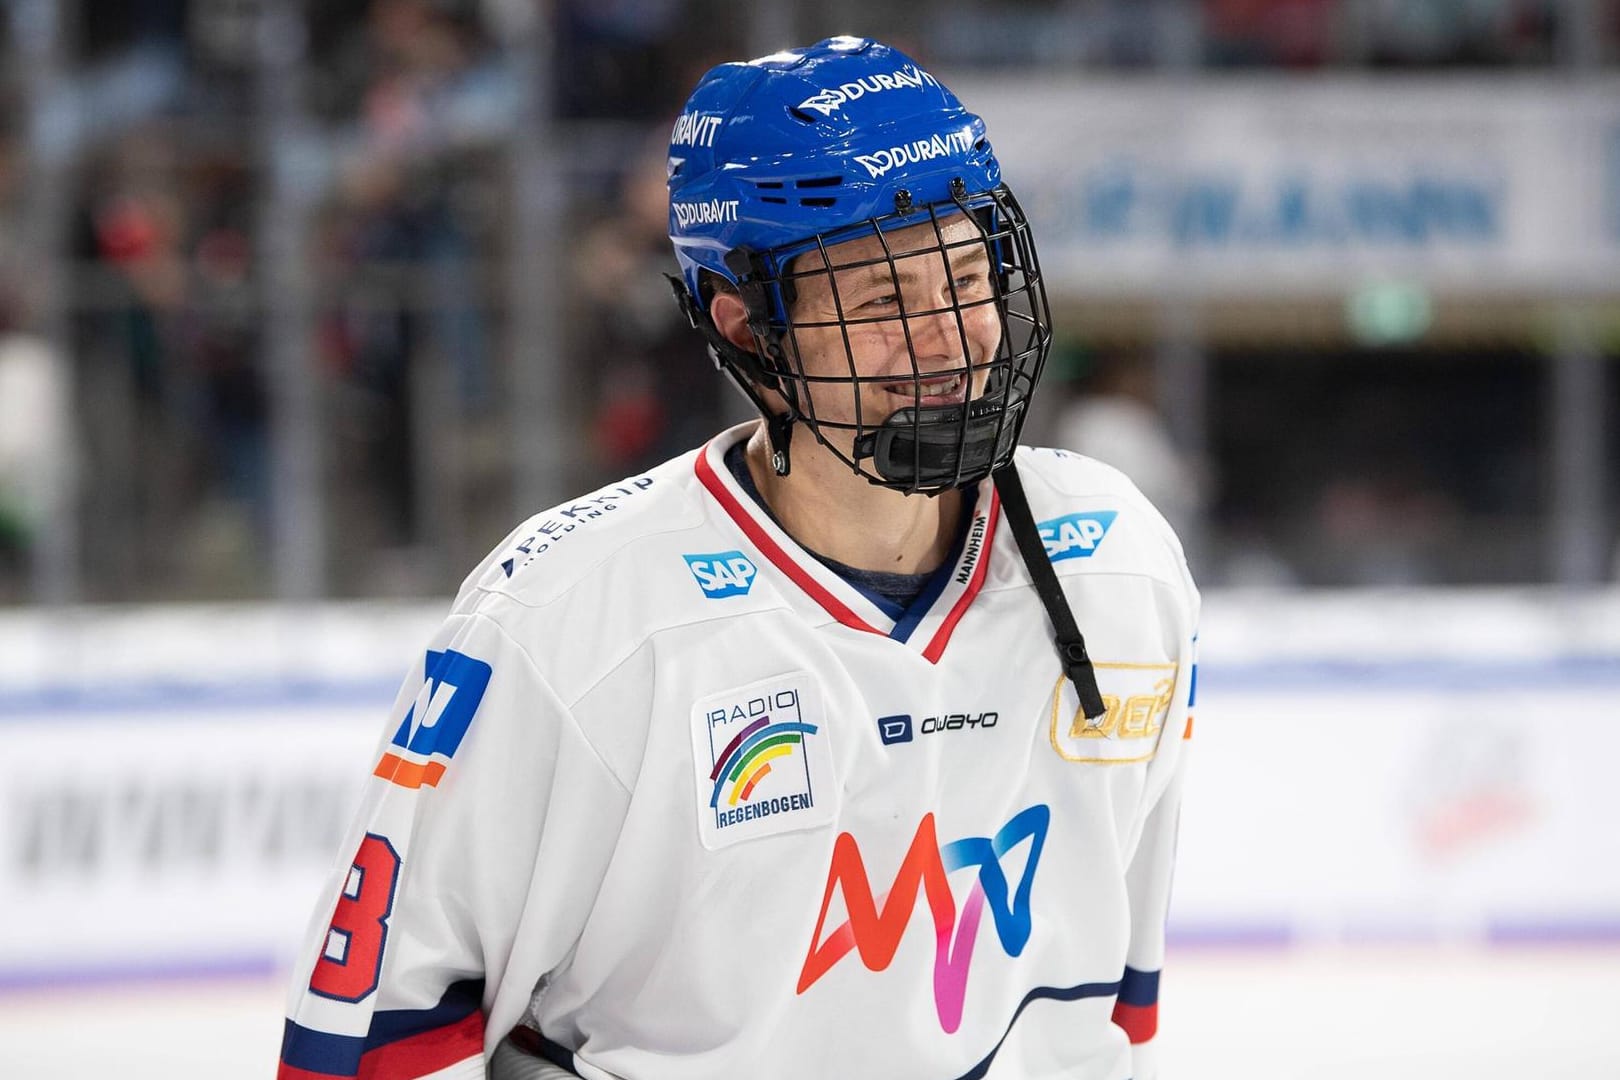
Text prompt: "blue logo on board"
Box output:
[[1037, 511, 1118, 563], [684, 551, 758, 598]]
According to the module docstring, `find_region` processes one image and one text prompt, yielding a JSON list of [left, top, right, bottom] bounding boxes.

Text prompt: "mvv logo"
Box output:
[[796, 805, 1048, 1033]]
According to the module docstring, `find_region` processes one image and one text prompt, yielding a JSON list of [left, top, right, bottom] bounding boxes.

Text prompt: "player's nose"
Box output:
[[904, 296, 986, 368]]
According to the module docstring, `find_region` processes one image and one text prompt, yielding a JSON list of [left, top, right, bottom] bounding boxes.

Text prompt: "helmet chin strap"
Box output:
[[764, 410, 795, 476], [719, 362, 799, 478], [991, 462, 1108, 722]]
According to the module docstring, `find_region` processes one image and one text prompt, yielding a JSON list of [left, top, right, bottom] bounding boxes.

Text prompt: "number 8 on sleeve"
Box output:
[[309, 833, 402, 1003]]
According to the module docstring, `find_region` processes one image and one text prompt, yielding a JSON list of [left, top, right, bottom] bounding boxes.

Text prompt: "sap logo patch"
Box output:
[[1038, 511, 1118, 563], [373, 649, 492, 789], [877, 714, 913, 745], [684, 551, 758, 598]]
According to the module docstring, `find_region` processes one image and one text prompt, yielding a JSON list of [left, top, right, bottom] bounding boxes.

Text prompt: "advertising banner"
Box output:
[[953, 77, 1620, 296]]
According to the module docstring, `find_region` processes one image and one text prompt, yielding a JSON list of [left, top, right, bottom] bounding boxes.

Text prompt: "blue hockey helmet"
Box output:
[[666, 36, 1052, 494], [668, 36, 1000, 302]]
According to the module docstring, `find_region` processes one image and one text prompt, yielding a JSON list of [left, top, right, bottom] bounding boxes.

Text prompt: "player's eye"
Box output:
[[953, 270, 992, 294]]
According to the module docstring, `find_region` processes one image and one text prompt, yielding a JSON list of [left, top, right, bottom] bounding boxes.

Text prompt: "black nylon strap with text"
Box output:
[[992, 462, 1108, 721]]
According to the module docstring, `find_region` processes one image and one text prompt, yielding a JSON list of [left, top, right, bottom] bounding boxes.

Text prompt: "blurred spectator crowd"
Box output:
[[0, 0, 1616, 602]]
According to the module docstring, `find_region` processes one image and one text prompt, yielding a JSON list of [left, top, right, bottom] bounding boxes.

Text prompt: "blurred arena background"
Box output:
[[1, 1, 1617, 1076]]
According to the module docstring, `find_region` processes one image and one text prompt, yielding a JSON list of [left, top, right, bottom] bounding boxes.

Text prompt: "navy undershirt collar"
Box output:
[[722, 440, 975, 620]]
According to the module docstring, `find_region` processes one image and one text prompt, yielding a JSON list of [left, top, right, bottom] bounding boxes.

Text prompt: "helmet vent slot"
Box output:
[[789, 107, 824, 125], [761, 196, 788, 204], [755, 180, 785, 189], [799, 197, 838, 208], [795, 175, 842, 188]]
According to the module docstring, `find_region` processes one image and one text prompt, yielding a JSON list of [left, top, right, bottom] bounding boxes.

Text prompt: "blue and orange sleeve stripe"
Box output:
[[1111, 965, 1160, 1044], [278, 979, 485, 1080]]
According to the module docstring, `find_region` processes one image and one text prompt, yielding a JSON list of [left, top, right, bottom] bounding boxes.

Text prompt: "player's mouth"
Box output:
[[882, 372, 967, 405]]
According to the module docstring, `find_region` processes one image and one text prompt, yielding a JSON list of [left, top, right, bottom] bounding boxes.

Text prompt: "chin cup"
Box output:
[[854, 396, 1025, 493]]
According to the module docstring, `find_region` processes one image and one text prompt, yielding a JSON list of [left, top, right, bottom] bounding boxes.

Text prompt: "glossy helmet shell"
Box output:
[[667, 36, 1000, 302]]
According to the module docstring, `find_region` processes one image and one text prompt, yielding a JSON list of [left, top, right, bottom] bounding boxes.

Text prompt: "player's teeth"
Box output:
[[889, 375, 961, 395]]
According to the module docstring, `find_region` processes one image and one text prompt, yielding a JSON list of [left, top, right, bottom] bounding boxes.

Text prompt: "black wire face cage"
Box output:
[[734, 182, 1053, 496]]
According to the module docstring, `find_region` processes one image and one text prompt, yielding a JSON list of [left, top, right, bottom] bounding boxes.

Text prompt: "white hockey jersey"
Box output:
[[278, 422, 1200, 1080]]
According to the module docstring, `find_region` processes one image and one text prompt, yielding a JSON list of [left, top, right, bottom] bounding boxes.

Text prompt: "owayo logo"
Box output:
[[1038, 510, 1118, 563], [877, 714, 913, 745], [797, 804, 1049, 1033], [684, 551, 758, 597]]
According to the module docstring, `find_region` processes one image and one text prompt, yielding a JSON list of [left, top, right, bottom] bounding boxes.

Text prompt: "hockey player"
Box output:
[[279, 36, 1198, 1080]]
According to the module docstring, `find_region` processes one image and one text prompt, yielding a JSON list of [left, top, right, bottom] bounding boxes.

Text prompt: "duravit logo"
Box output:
[[670, 110, 722, 149], [672, 198, 740, 229], [684, 551, 758, 597], [794, 64, 940, 118], [853, 129, 973, 180], [1038, 511, 1118, 562]]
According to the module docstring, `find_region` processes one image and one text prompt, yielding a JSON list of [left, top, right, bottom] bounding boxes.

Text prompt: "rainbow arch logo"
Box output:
[[692, 676, 836, 848], [708, 715, 819, 811]]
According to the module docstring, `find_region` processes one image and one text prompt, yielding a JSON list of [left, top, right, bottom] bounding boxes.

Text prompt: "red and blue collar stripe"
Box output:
[[694, 428, 999, 665]]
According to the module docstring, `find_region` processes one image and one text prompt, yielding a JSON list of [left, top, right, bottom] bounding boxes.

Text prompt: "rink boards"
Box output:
[[2, 591, 1617, 986]]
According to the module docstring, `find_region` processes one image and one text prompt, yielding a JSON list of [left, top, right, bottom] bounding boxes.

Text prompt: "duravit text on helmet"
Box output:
[[853, 130, 974, 180], [673, 199, 742, 228], [795, 65, 941, 118], [671, 111, 723, 149]]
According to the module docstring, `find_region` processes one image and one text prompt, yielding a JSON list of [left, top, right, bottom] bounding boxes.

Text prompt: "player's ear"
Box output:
[[708, 290, 756, 355]]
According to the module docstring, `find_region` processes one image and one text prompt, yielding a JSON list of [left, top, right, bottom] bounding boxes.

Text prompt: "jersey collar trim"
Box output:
[[694, 426, 1000, 664]]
